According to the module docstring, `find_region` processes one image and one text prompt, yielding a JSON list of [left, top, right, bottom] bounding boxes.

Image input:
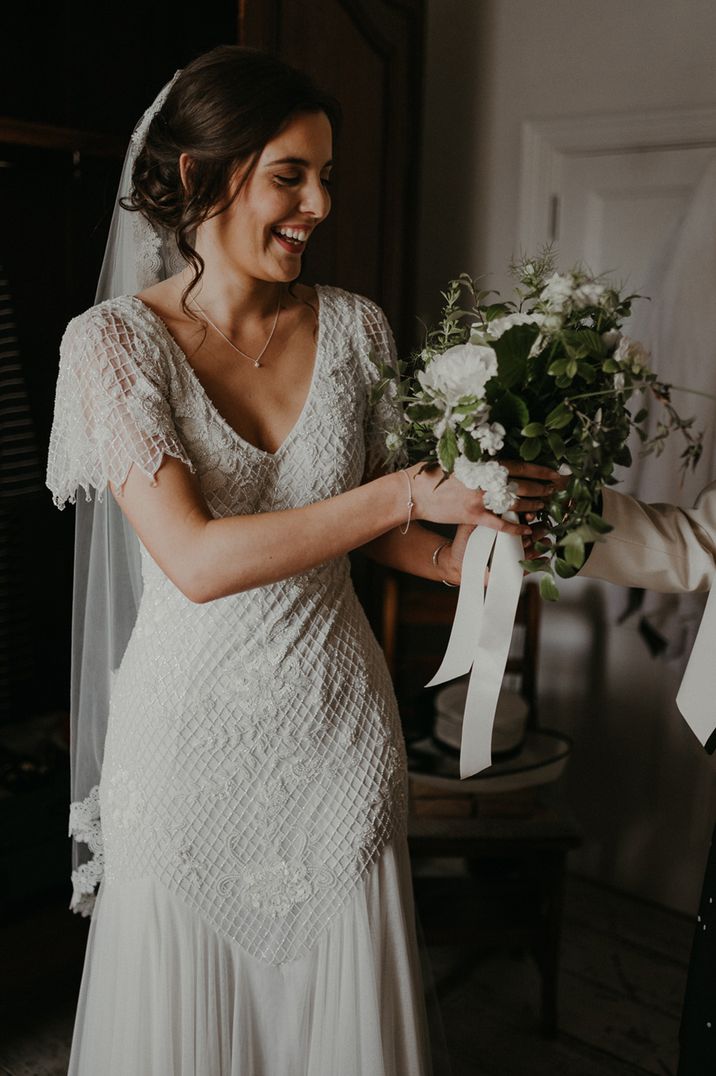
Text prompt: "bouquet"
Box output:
[[376, 250, 702, 599]]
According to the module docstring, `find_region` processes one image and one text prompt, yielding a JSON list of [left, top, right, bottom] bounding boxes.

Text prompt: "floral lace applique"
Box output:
[[68, 785, 104, 916]]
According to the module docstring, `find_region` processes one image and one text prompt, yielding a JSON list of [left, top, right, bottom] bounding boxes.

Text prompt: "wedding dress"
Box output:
[[46, 285, 433, 1075]]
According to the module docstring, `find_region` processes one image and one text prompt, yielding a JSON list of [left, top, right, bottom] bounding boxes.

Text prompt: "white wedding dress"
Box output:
[[47, 285, 433, 1075]]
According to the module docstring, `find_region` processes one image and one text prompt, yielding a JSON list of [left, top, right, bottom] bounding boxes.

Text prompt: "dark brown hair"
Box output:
[[121, 46, 340, 311]]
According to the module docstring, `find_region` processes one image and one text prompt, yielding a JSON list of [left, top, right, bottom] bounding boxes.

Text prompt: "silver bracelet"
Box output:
[[400, 470, 415, 535], [432, 540, 458, 587]]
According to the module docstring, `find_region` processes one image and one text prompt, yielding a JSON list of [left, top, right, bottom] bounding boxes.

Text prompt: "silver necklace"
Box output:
[[192, 294, 282, 368]]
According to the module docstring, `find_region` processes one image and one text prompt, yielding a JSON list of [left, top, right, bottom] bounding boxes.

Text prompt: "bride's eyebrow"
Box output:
[[265, 156, 334, 168]]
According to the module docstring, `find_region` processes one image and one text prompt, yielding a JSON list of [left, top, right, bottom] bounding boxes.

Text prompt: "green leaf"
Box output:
[[614, 444, 632, 467], [563, 535, 585, 569], [520, 438, 542, 461], [634, 408, 649, 423], [492, 324, 539, 389], [438, 426, 458, 471], [555, 558, 577, 579], [540, 575, 560, 601], [461, 434, 482, 463], [579, 329, 607, 356], [489, 389, 530, 433], [586, 512, 613, 535], [406, 402, 442, 423], [522, 422, 545, 437], [577, 362, 597, 383], [548, 358, 568, 376], [519, 556, 552, 574], [602, 357, 619, 373], [566, 358, 578, 378], [546, 431, 566, 458], [545, 402, 573, 430]]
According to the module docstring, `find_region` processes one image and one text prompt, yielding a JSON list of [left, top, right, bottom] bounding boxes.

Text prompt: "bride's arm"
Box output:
[[359, 460, 557, 583], [110, 458, 534, 603]]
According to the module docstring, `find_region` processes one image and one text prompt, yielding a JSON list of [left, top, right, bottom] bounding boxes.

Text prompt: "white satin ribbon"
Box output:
[[426, 516, 525, 778], [676, 584, 716, 748]]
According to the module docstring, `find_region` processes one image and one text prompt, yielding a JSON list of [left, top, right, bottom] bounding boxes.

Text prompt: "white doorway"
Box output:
[[517, 107, 716, 913]]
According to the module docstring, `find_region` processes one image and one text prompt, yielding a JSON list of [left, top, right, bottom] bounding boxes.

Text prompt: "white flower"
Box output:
[[540, 272, 574, 312], [486, 312, 545, 340], [573, 282, 606, 309], [483, 483, 519, 514], [418, 343, 497, 401], [601, 329, 622, 349], [453, 457, 517, 514], [475, 422, 505, 456], [613, 372, 626, 391], [385, 431, 403, 452], [615, 335, 649, 374]]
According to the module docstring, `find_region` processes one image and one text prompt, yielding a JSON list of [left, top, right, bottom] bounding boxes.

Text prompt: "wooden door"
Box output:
[[240, 0, 424, 352]]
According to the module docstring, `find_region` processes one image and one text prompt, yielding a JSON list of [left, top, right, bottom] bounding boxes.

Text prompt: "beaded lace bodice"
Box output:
[[47, 286, 408, 964]]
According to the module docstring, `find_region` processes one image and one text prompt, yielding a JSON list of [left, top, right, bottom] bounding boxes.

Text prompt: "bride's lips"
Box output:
[[271, 227, 310, 255]]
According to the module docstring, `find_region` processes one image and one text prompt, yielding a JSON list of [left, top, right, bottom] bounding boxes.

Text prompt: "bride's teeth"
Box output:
[[277, 228, 307, 243]]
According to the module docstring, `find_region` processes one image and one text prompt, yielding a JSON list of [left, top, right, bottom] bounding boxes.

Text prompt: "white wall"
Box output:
[[419, 0, 716, 313], [418, 0, 716, 912]]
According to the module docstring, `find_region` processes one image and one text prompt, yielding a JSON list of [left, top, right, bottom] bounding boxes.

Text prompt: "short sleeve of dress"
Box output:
[[353, 294, 407, 478], [46, 302, 194, 508]]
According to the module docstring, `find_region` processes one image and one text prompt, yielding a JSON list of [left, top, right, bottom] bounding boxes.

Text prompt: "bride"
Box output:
[[47, 45, 555, 1075]]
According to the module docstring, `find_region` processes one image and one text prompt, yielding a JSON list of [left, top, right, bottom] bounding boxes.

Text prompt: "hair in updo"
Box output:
[[122, 46, 340, 312]]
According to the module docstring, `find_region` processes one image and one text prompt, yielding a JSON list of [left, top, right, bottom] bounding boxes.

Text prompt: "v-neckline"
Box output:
[[128, 287, 326, 460]]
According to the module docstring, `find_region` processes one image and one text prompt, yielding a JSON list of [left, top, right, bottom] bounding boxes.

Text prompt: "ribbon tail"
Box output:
[[676, 584, 716, 748], [459, 521, 525, 778], [425, 526, 497, 688]]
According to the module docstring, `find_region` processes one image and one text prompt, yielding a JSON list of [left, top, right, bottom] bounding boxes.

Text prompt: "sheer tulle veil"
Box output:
[[67, 72, 184, 913]]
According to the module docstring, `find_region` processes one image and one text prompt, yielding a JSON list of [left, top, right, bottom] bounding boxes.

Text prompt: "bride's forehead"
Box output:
[[258, 113, 333, 162]]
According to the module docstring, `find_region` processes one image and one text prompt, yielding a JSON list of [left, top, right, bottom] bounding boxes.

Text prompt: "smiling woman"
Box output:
[[45, 43, 555, 1076]]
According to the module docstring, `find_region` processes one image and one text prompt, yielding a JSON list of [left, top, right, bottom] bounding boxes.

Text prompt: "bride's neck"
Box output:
[[179, 260, 285, 326]]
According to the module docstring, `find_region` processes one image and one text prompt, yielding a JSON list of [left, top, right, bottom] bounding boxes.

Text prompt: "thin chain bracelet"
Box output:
[[400, 470, 415, 535], [432, 540, 459, 587]]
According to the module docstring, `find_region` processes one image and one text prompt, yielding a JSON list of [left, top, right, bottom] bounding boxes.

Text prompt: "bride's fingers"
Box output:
[[503, 460, 560, 483], [479, 511, 532, 536], [511, 478, 555, 498], [512, 497, 546, 513]]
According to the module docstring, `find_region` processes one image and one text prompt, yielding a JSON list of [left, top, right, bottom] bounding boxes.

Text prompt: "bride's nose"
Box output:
[[299, 176, 331, 221]]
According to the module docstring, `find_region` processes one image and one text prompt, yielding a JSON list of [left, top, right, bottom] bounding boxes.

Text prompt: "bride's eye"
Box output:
[[275, 174, 300, 187]]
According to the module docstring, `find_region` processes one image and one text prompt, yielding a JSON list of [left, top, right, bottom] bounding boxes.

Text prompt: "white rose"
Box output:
[[475, 422, 506, 456], [486, 312, 546, 341], [540, 272, 574, 312], [601, 329, 621, 350], [417, 343, 497, 401]]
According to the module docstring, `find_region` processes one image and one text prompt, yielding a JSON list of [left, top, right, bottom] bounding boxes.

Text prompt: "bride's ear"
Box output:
[[178, 153, 195, 193]]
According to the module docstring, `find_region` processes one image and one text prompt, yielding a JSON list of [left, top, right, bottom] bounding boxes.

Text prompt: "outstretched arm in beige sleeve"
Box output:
[[581, 480, 716, 593]]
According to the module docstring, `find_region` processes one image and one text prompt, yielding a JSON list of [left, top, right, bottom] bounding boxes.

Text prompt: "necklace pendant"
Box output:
[[254, 359, 262, 368]]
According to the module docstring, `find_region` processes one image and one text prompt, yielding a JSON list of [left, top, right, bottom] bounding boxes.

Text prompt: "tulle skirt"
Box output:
[[67, 836, 434, 1075]]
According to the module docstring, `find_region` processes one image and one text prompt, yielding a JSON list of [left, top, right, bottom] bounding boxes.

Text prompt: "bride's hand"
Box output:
[[410, 460, 559, 538], [438, 524, 476, 586]]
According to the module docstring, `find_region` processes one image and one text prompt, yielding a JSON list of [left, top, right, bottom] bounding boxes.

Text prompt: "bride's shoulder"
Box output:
[[316, 285, 391, 335], [64, 295, 146, 338], [61, 296, 162, 364]]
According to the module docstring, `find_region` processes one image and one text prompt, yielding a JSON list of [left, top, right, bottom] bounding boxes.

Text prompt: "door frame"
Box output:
[[518, 105, 716, 252]]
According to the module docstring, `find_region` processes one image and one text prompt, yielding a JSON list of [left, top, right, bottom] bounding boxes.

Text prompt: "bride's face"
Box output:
[[203, 110, 333, 284]]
